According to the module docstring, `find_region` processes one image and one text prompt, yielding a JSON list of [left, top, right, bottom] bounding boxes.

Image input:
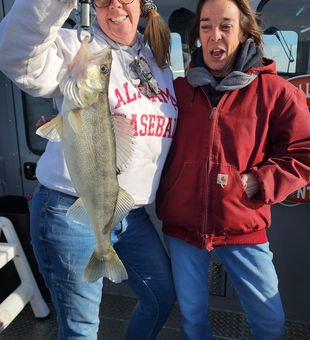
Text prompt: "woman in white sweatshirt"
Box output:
[[0, 0, 178, 339]]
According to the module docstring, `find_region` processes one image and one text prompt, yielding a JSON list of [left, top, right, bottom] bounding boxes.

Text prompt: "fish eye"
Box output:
[[100, 64, 109, 74]]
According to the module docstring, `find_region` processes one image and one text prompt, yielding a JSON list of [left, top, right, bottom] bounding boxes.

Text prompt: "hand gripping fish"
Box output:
[[36, 39, 135, 283]]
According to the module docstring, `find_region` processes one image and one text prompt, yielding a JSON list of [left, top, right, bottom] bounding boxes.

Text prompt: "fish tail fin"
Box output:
[[83, 248, 128, 283]]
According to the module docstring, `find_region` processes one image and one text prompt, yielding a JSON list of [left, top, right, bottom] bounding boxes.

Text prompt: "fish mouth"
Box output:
[[210, 48, 225, 58], [110, 15, 128, 24]]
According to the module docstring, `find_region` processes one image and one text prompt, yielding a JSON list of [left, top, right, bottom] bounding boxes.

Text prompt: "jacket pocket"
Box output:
[[208, 164, 270, 234], [156, 162, 205, 229]]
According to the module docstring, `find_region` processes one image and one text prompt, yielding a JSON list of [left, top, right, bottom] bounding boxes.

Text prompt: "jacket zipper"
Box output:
[[201, 88, 228, 250], [210, 107, 216, 119], [204, 107, 216, 251]]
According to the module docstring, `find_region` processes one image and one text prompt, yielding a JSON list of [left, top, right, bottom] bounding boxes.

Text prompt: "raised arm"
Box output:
[[0, 0, 79, 98]]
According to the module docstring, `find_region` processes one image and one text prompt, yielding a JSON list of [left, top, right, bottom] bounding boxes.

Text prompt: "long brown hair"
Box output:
[[189, 0, 263, 51], [143, 8, 171, 68]]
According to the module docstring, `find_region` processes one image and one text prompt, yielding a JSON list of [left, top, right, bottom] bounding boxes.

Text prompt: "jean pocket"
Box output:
[[44, 189, 77, 214]]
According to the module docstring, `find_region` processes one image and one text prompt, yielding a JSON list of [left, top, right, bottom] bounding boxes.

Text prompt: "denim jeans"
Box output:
[[165, 235, 285, 340], [30, 185, 175, 340]]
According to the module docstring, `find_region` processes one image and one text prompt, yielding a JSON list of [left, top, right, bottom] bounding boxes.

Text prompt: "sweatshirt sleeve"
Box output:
[[0, 0, 79, 98], [251, 86, 310, 204]]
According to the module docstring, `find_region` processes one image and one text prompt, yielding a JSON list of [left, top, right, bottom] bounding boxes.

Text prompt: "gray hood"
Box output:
[[186, 39, 264, 91]]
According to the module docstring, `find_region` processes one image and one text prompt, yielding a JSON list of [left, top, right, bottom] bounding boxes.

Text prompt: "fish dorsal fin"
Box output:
[[111, 187, 135, 227], [36, 115, 63, 141], [67, 197, 90, 225], [68, 110, 82, 134], [112, 113, 135, 173]]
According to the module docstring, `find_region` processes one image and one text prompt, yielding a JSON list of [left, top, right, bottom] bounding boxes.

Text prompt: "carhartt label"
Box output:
[[217, 174, 228, 188]]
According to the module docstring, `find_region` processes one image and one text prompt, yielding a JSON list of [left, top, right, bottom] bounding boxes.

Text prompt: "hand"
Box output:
[[241, 173, 259, 198]]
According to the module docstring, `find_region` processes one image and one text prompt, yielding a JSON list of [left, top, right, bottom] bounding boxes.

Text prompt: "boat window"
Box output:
[[258, 0, 310, 77], [263, 30, 298, 74], [22, 94, 57, 154], [156, 3, 196, 76], [171, 33, 186, 78]]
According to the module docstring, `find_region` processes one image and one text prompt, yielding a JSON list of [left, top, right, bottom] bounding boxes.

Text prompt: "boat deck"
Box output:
[[2, 291, 310, 339]]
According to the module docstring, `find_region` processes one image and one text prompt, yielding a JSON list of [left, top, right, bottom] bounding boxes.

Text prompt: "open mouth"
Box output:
[[211, 48, 225, 58], [110, 16, 128, 24]]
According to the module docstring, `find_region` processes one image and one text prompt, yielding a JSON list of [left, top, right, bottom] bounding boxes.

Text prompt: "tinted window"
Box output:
[[157, 2, 196, 76], [22, 94, 57, 154]]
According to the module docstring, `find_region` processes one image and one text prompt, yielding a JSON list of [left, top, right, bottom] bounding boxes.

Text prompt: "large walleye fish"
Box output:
[[36, 39, 135, 283]]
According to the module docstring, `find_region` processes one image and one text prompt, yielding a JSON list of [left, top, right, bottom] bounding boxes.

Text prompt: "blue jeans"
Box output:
[[30, 185, 175, 340], [165, 235, 285, 340]]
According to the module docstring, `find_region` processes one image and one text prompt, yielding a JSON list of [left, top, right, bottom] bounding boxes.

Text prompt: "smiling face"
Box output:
[[199, 0, 246, 77], [95, 0, 141, 46]]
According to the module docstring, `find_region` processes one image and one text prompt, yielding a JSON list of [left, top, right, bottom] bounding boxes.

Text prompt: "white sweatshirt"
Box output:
[[0, 0, 178, 205]]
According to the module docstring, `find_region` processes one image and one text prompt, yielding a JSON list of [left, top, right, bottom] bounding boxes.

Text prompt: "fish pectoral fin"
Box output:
[[112, 113, 135, 173], [66, 197, 90, 225], [36, 115, 63, 141], [111, 187, 135, 227], [83, 248, 128, 283], [68, 110, 82, 134]]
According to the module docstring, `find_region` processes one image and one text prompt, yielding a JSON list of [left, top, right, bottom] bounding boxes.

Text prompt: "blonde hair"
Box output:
[[143, 9, 171, 68]]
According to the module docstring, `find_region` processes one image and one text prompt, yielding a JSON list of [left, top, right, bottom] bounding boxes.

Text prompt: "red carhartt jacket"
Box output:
[[156, 60, 310, 250]]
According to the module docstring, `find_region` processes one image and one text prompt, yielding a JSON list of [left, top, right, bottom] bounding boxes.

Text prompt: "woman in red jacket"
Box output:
[[156, 0, 310, 339]]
